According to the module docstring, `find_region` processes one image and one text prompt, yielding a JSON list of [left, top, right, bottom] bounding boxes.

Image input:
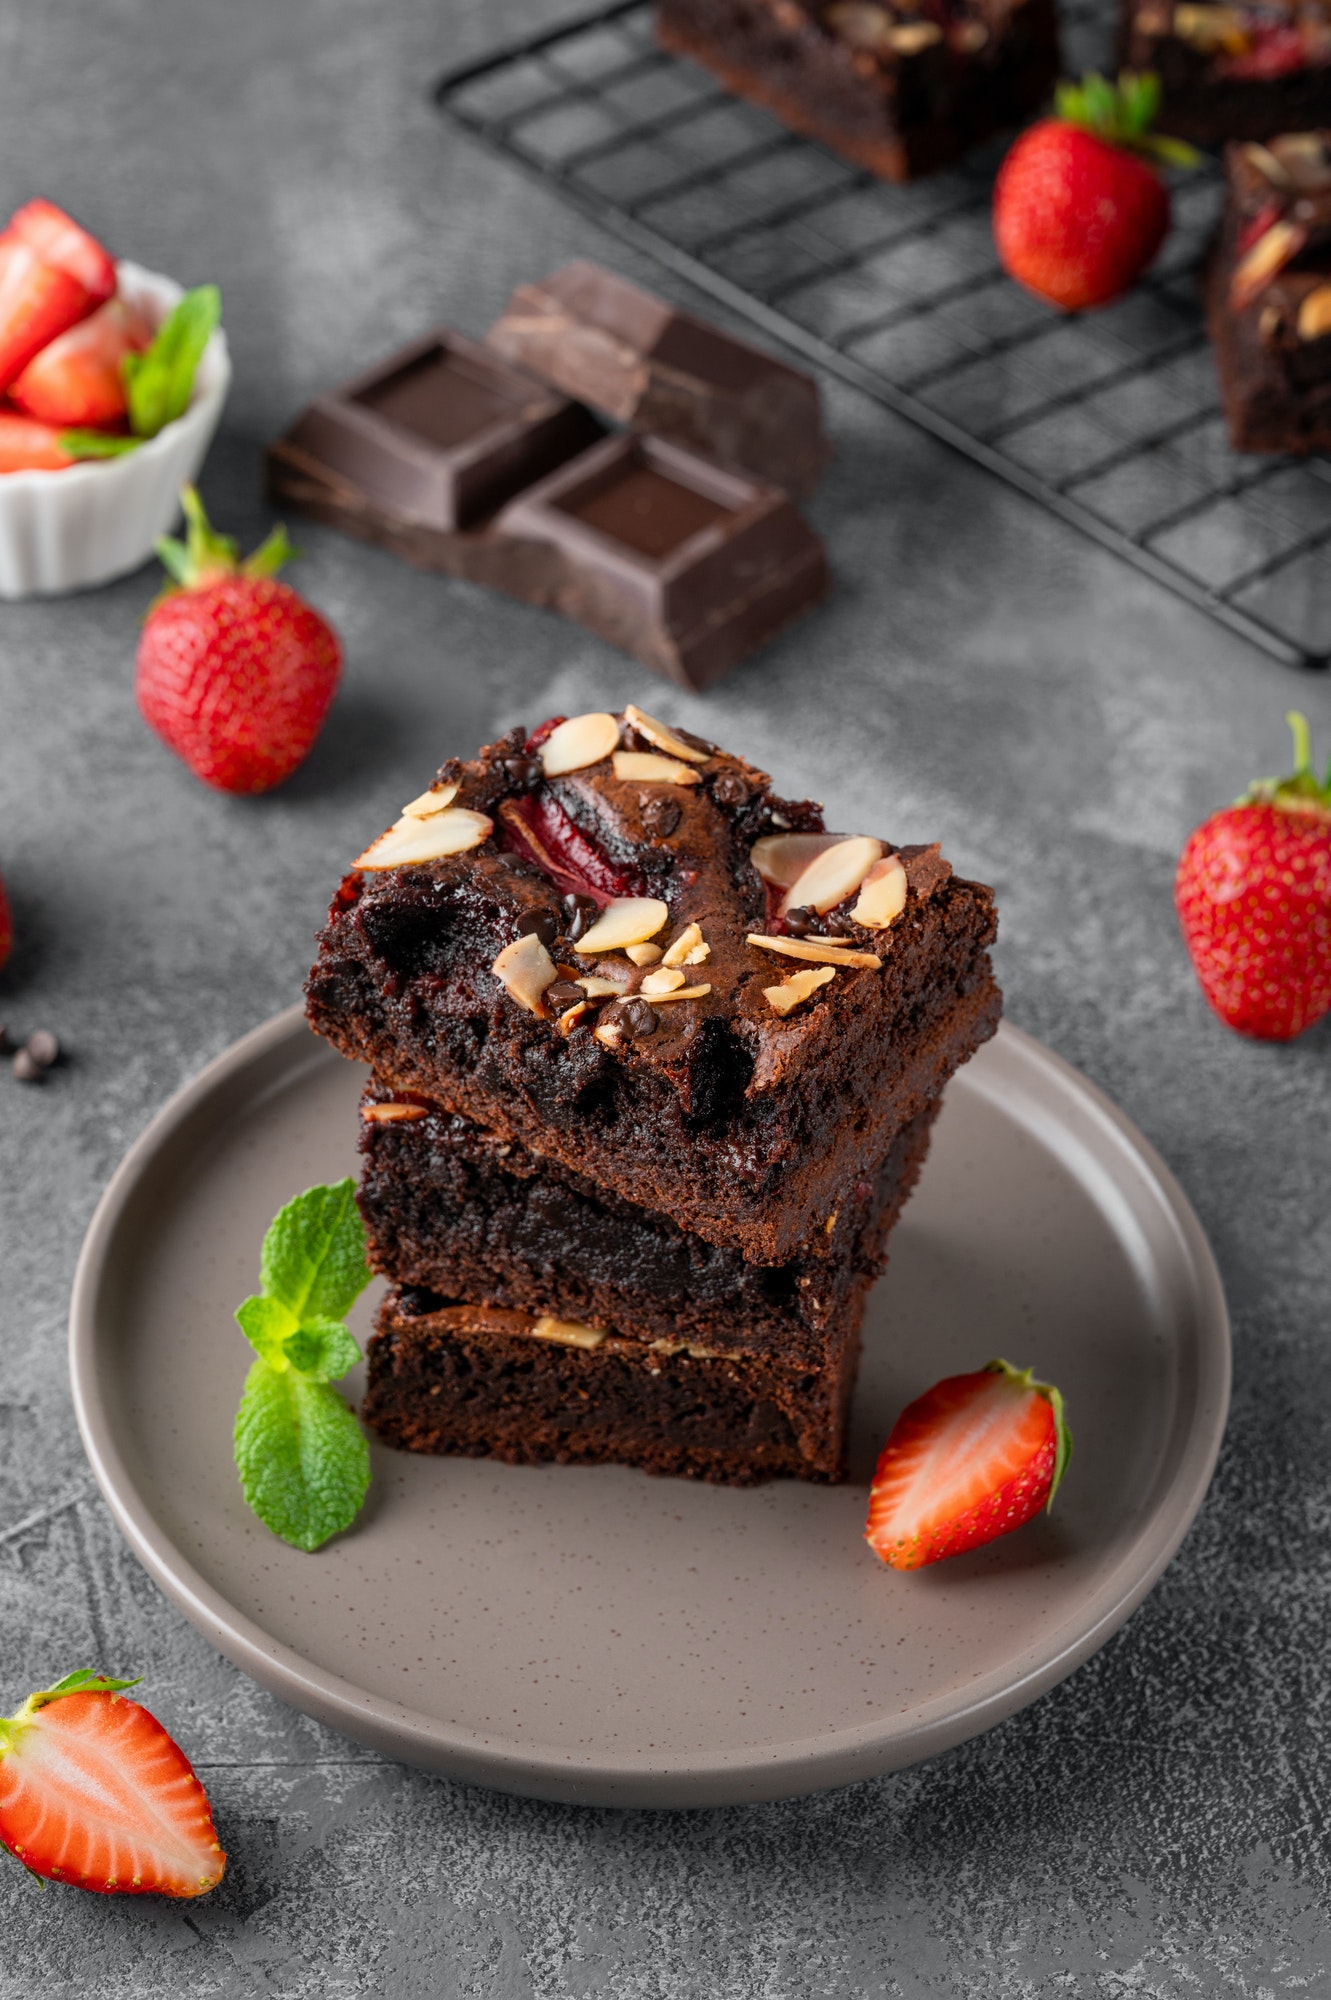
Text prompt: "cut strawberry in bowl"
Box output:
[[3, 199, 116, 306], [0, 238, 91, 390], [0, 410, 75, 472], [9, 296, 152, 429]]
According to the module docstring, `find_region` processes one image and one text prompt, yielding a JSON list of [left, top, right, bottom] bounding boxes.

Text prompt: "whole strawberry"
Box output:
[[136, 488, 342, 795], [994, 72, 1194, 312], [1176, 712, 1331, 1042]]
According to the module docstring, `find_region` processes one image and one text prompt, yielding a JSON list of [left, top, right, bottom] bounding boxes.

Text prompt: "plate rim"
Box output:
[[68, 1005, 1231, 1808]]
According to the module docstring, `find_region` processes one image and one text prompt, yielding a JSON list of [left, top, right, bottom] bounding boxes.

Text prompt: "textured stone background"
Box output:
[[2, 0, 1330, 1991]]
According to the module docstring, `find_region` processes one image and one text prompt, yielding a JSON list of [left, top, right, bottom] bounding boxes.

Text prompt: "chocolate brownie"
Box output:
[[654, 0, 1061, 182], [1206, 130, 1331, 450], [305, 706, 1000, 1264], [358, 1087, 937, 1361], [1120, 1, 1331, 144], [364, 1286, 866, 1483]]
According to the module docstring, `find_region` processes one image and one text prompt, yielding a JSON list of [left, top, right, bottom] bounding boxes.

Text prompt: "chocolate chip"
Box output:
[[25, 1029, 58, 1068], [711, 772, 750, 808], [641, 795, 681, 839], [783, 905, 816, 937], [622, 996, 657, 1037], [503, 755, 544, 793], [825, 910, 860, 936], [515, 909, 559, 950], [561, 892, 599, 942], [546, 981, 587, 1010], [674, 727, 715, 757], [12, 1048, 42, 1082]]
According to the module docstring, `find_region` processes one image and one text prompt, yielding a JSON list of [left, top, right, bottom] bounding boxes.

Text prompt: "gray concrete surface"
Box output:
[[2, 0, 1330, 1991]]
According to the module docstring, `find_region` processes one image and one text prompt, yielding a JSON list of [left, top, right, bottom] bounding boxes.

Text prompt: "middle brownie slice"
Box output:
[[357, 1082, 938, 1367]]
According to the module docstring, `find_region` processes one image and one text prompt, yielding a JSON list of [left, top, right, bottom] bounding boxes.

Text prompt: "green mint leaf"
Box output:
[[235, 1293, 298, 1365], [61, 429, 142, 460], [282, 1319, 361, 1383], [233, 1359, 370, 1552], [124, 284, 221, 440], [259, 1179, 372, 1325]]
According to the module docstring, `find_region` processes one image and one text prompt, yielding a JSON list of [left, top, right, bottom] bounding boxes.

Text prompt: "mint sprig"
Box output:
[[60, 283, 221, 462], [233, 1180, 374, 1552]]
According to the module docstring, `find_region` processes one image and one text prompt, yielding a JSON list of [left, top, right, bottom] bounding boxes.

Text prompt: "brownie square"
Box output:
[[654, 0, 1061, 182], [1206, 131, 1331, 451], [1120, 2, 1331, 145], [357, 1087, 938, 1362], [305, 708, 1000, 1265], [364, 1285, 867, 1484]]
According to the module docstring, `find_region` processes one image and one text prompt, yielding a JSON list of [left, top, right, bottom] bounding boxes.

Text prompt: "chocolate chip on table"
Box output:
[[502, 755, 544, 793], [783, 905, 816, 937], [561, 892, 599, 943], [25, 1029, 59, 1068], [515, 909, 560, 950], [12, 1048, 42, 1082], [640, 795, 681, 839], [711, 772, 750, 808]]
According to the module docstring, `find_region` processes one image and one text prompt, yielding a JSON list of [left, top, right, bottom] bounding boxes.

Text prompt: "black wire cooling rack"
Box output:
[[436, 0, 1331, 670]]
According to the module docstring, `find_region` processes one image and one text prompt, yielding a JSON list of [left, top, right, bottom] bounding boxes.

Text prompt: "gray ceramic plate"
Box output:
[[69, 1008, 1229, 1808]]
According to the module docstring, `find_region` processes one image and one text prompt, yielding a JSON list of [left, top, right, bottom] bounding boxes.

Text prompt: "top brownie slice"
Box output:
[[306, 705, 1000, 1262]]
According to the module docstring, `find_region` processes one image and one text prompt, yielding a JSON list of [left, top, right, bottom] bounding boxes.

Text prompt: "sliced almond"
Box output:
[[1241, 141, 1293, 189], [574, 895, 669, 955], [645, 983, 711, 1002], [530, 1315, 607, 1350], [1174, 2, 1248, 48], [764, 965, 836, 1017], [401, 782, 460, 820], [623, 703, 709, 763], [825, 1, 892, 46], [1268, 131, 1331, 190], [780, 835, 883, 916], [612, 750, 701, 786], [625, 941, 663, 965], [662, 921, 705, 967], [594, 1014, 627, 1049], [649, 1337, 722, 1358], [750, 830, 849, 890], [1298, 284, 1331, 340], [747, 933, 882, 970], [851, 854, 908, 929], [360, 1102, 428, 1124], [888, 19, 942, 50], [556, 1001, 591, 1036], [355, 807, 493, 870], [1230, 219, 1307, 310], [540, 711, 619, 777], [491, 931, 557, 1014], [577, 975, 625, 997], [640, 966, 686, 995]]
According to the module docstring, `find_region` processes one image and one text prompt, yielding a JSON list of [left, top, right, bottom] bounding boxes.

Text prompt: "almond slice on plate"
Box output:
[[612, 750, 701, 786], [746, 933, 882, 970], [623, 703, 709, 763], [355, 807, 493, 870], [781, 835, 882, 916], [491, 931, 558, 1013], [540, 711, 619, 776], [574, 896, 669, 954]]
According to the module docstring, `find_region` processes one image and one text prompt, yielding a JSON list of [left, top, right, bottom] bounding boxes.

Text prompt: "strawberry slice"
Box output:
[[0, 240, 92, 390], [0, 409, 74, 471], [10, 296, 151, 428], [0, 1670, 225, 1897], [3, 199, 116, 304], [865, 1359, 1072, 1570]]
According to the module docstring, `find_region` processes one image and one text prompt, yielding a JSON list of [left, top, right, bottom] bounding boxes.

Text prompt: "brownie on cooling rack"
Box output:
[[305, 705, 999, 1266], [1206, 130, 1331, 449], [653, 0, 1061, 181], [1120, 1, 1331, 142]]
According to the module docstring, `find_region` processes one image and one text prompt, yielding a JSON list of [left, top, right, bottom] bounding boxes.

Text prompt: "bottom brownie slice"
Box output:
[[363, 1286, 866, 1484]]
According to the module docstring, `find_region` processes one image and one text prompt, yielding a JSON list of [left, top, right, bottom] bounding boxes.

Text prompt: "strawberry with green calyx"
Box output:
[[0, 1670, 225, 1897], [135, 485, 342, 794], [994, 72, 1198, 313], [1175, 711, 1331, 1041], [865, 1359, 1072, 1571]]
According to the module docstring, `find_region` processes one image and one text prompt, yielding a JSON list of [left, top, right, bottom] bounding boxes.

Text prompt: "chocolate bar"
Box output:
[[283, 329, 602, 531], [486, 261, 830, 498]]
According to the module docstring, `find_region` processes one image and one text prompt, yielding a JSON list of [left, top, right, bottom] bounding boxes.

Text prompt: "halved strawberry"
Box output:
[[865, 1359, 1072, 1570], [10, 296, 151, 428], [0, 409, 74, 471], [3, 199, 116, 305], [0, 1670, 225, 1897], [0, 240, 91, 390]]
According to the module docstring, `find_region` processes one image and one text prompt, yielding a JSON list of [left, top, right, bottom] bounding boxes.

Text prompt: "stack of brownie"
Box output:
[[305, 706, 1001, 1485]]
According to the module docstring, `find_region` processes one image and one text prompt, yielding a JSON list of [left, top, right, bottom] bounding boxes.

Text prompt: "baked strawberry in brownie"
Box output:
[[305, 705, 1000, 1265]]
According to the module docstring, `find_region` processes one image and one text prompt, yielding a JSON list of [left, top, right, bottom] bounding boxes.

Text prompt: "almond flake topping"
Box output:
[[764, 965, 836, 1017], [624, 703, 709, 763], [750, 830, 850, 890], [851, 855, 908, 929], [530, 1315, 607, 1350], [556, 1001, 591, 1036], [492, 931, 558, 1014], [625, 942, 663, 965], [660, 921, 701, 966], [613, 750, 701, 786], [645, 983, 711, 1003], [640, 966, 686, 995], [401, 782, 460, 820], [540, 710, 619, 777], [355, 807, 493, 870], [1230, 219, 1307, 311], [360, 1102, 428, 1124], [781, 835, 883, 916], [746, 933, 882, 970], [577, 975, 624, 997], [1298, 285, 1331, 341], [574, 895, 669, 954]]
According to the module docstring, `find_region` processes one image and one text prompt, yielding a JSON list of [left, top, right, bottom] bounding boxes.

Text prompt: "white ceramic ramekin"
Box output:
[[0, 259, 231, 599]]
